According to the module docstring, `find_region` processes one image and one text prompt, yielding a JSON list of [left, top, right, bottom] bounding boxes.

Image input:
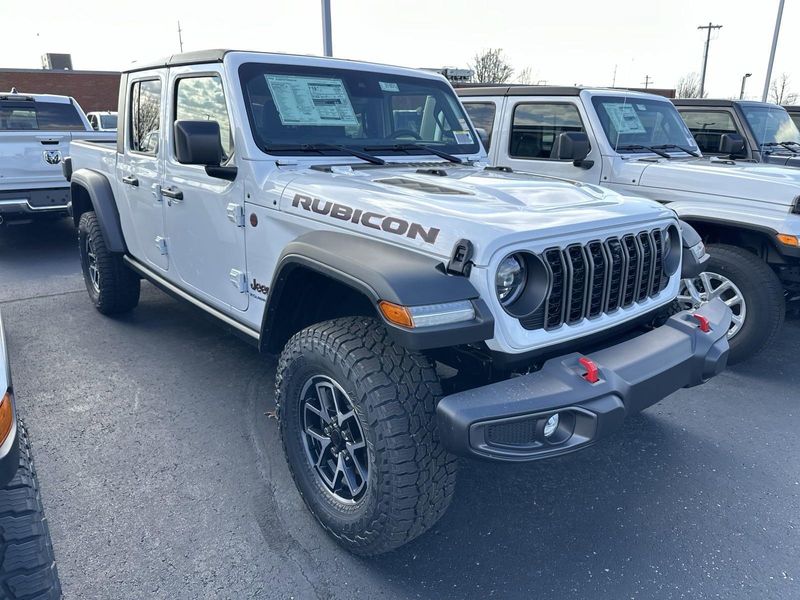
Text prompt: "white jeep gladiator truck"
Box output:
[[65, 51, 730, 556], [460, 86, 800, 363], [0, 90, 114, 225]]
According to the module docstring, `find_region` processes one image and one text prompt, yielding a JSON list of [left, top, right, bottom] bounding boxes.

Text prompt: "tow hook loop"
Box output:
[[578, 357, 600, 384], [692, 314, 711, 333]]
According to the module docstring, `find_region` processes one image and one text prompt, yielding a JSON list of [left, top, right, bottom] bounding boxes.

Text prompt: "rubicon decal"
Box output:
[[292, 194, 440, 244]]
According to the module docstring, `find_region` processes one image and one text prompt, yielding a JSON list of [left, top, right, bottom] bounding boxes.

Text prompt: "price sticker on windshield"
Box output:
[[605, 103, 647, 134], [266, 75, 359, 127]]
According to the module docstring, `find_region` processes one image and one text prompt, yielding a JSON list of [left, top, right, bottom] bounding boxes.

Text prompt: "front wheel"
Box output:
[[276, 317, 458, 556], [678, 243, 784, 364]]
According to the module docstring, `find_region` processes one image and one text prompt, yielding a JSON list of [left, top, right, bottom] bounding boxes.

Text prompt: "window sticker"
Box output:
[[605, 103, 647, 134], [453, 130, 474, 145], [379, 81, 400, 92], [265, 75, 358, 126]]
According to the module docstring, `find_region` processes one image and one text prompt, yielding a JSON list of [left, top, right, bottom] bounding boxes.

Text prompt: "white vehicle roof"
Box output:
[[0, 90, 74, 104]]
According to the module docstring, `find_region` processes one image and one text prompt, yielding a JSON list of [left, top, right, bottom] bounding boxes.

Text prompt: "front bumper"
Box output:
[[436, 299, 731, 462]]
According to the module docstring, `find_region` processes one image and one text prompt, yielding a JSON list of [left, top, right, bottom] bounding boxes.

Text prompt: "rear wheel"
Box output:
[[276, 317, 458, 556], [679, 243, 784, 364], [78, 211, 140, 315]]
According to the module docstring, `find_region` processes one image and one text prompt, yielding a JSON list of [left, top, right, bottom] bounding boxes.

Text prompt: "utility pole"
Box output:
[[697, 22, 723, 97], [641, 75, 653, 90], [177, 21, 184, 53], [762, 0, 785, 102], [321, 0, 333, 57], [740, 73, 752, 99]]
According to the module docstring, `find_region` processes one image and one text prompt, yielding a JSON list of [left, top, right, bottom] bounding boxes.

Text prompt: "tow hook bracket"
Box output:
[[578, 357, 600, 384], [692, 313, 711, 333]]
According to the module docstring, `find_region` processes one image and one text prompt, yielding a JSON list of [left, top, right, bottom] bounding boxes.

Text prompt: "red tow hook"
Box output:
[[692, 313, 711, 333], [578, 357, 600, 384]]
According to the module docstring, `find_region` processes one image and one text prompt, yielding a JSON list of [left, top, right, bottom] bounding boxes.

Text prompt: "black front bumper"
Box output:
[[436, 299, 731, 462]]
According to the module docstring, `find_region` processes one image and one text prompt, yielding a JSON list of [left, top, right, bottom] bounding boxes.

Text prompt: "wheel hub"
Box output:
[[85, 237, 100, 294], [678, 271, 747, 339], [300, 375, 369, 503]]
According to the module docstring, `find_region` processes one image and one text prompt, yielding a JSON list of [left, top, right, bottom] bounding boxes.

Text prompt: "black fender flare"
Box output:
[[70, 169, 127, 253], [259, 231, 494, 352]]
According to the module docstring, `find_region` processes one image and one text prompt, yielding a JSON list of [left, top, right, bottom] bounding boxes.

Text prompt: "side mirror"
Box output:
[[173, 120, 237, 181], [475, 127, 491, 150], [719, 133, 746, 157], [554, 131, 593, 168], [174, 120, 223, 165]]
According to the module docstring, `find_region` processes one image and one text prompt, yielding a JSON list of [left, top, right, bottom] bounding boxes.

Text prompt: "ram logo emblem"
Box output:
[[43, 150, 62, 165]]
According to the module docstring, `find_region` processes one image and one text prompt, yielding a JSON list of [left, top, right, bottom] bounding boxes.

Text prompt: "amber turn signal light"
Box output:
[[378, 301, 414, 328], [0, 391, 13, 446], [777, 234, 799, 248]]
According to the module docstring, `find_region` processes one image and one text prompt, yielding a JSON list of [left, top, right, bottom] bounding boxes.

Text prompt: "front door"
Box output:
[[162, 69, 248, 312], [116, 73, 168, 271]]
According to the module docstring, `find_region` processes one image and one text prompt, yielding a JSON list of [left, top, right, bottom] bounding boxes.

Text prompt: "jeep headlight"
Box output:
[[496, 254, 526, 306]]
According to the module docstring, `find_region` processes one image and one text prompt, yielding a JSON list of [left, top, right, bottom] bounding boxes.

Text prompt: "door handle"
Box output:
[[162, 187, 184, 202], [122, 176, 139, 187]]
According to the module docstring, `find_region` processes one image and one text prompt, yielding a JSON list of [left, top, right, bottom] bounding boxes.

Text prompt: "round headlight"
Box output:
[[496, 254, 526, 305]]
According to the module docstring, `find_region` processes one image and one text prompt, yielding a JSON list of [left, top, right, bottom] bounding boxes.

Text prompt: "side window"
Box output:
[[130, 79, 162, 155], [463, 102, 496, 149], [175, 76, 233, 160], [678, 110, 738, 154], [510, 103, 586, 160]]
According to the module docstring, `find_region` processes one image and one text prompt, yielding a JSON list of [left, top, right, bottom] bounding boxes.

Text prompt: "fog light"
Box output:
[[543, 413, 560, 438]]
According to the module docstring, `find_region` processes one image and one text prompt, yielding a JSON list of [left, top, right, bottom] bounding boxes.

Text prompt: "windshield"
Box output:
[[99, 114, 117, 129], [238, 62, 479, 157], [591, 95, 699, 155], [0, 99, 86, 131], [741, 105, 800, 148]]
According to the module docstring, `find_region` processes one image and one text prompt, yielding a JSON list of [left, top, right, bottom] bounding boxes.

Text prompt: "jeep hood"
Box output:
[[635, 157, 800, 206], [273, 163, 676, 265]]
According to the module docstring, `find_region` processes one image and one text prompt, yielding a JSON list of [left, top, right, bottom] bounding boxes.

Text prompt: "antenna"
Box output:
[[178, 21, 184, 53], [612, 64, 617, 87]]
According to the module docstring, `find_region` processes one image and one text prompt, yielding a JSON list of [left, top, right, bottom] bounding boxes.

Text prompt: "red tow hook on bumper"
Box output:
[[578, 357, 600, 384], [692, 313, 711, 333]]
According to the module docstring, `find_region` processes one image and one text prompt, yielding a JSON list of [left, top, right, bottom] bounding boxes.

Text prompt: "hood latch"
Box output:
[[447, 239, 474, 276]]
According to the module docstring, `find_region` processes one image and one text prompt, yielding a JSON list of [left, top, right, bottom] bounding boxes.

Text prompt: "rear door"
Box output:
[[116, 72, 169, 271], [162, 67, 248, 311]]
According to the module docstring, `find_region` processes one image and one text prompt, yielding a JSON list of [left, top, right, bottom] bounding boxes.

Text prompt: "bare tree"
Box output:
[[469, 49, 514, 84], [769, 73, 799, 105], [676, 72, 706, 98], [516, 66, 535, 85]]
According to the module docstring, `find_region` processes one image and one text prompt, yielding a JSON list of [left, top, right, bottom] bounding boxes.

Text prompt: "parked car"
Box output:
[[85, 110, 118, 132], [785, 105, 800, 132], [0, 89, 114, 225], [673, 99, 800, 167], [0, 311, 61, 598], [459, 85, 800, 363], [66, 50, 730, 556]]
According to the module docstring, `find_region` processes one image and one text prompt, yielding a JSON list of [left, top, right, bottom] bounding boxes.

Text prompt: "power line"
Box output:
[[697, 22, 723, 97]]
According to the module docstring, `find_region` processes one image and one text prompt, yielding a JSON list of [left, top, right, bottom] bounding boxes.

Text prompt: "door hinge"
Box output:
[[152, 183, 162, 202], [155, 236, 168, 255], [226, 203, 245, 227], [229, 269, 247, 293]]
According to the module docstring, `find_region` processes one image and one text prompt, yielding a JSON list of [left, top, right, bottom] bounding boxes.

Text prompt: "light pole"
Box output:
[[740, 73, 752, 99], [762, 0, 785, 102], [321, 0, 333, 57]]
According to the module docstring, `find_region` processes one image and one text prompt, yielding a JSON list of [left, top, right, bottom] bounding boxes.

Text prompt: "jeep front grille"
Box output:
[[519, 229, 669, 331]]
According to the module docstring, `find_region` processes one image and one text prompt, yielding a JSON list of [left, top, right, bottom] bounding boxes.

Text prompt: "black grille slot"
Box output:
[[520, 228, 669, 331], [486, 419, 537, 446]]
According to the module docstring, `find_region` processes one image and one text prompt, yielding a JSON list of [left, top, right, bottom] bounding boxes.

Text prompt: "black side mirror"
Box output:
[[173, 120, 237, 181], [475, 127, 491, 150], [719, 133, 746, 157], [554, 131, 593, 168]]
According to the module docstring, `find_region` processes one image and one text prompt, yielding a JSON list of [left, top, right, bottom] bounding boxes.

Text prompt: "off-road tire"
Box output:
[[276, 317, 458, 556], [705, 243, 785, 364], [0, 422, 62, 599], [78, 211, 140, 315]]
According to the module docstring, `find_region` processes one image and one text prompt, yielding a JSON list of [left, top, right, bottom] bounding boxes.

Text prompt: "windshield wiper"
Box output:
[[363, 143, 463, 164], [263, 143, 385, 165], [651, 144, 700, 157], [616, 144, 672, 159]]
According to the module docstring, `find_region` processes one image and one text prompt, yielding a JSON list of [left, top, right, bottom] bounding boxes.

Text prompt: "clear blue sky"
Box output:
[[2, 0, 797, 100]]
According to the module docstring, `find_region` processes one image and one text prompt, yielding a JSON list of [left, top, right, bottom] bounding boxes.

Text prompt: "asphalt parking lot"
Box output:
[[1, 219, 799, 600]]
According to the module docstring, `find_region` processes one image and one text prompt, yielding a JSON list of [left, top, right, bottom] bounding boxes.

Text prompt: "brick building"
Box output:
[[0, 68, 120, 112]]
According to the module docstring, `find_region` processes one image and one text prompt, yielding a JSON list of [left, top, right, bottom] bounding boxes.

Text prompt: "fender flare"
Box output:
[[259, 231, 494, 352], [70, 169, 127, 253]]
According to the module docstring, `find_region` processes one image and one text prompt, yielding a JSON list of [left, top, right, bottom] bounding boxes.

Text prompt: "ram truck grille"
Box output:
[[520, 229, 669, 331]]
